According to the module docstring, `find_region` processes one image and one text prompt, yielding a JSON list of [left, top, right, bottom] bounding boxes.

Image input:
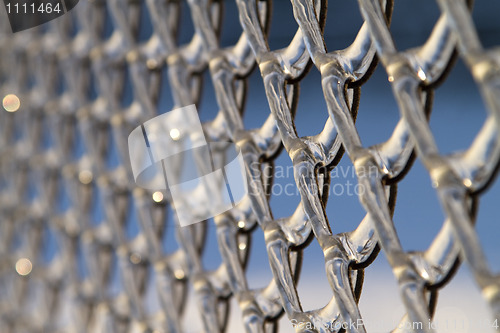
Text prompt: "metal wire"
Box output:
[[0, 0, 499, 332]]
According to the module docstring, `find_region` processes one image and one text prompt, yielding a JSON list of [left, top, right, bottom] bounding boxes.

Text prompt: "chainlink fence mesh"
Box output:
[[0, 0, 499, 332]]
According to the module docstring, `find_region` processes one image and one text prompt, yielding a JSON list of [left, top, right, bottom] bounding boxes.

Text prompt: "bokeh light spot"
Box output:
[[3, 94, 20, 112], [15, 258, 32, 276], [152, 191, 164, 202]]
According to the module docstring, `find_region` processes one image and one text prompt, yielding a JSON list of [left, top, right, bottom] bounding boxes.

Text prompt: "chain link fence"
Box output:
[[0, 0, 499, 332]]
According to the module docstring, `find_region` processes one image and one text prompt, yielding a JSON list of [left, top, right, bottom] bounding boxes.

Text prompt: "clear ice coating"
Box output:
[[0, 0, 499, 332]]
